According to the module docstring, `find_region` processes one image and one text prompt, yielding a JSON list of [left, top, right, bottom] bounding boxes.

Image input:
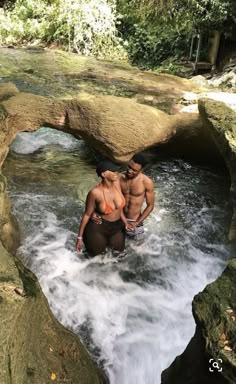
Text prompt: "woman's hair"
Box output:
[[96, 160, 120, 177], [132, 153, 147, 168]]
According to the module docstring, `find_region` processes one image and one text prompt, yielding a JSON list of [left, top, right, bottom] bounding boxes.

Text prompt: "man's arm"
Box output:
[[130, 178, 155, 228]]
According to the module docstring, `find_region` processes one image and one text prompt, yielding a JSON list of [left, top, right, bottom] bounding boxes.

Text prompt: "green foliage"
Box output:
[[124, 22, 190, 69], [181, 0, 233, 31], [0, 0, 127, 58], [134, 0, 236, 31], [117, 0, 236, 69], [117, 0, 191, 69], [0, 0, 235, 69]]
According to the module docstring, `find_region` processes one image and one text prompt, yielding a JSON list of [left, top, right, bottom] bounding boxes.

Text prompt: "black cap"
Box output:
[[96, 161, 120, 177]]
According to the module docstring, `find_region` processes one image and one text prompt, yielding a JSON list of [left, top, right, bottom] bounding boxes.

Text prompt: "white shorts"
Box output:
[[126, 219, 144, 241]]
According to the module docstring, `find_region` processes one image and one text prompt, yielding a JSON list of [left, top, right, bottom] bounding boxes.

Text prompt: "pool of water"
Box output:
[[2, 128, 233, 384]]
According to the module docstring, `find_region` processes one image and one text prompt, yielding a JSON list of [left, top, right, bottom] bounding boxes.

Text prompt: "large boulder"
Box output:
[[67, 94, 182, 162], [0, 240, 106, 384], [0, 47, 202, 113], [161, 259, 236, 384], [198, 99, 236, 241], [0, 83, 202, 164]]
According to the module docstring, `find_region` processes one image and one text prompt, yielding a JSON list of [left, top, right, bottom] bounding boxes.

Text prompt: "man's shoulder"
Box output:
[[142, 174, 154, 188]]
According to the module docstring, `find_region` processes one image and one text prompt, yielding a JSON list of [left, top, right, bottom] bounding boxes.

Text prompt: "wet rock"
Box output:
[[198, 98, 236, 242], [0, 242, 106, 384], [191, 75, 210, 88], [0, 83, 19, 102], [208, 68, 236, 90], [66, 94, 178, 162], [0, 84, 203, 163], [162, 259, 236, 384]]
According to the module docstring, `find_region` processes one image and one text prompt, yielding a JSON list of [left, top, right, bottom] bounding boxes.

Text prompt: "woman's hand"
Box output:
[[125, 221, 136, 231], [76, 238, 83, 253]]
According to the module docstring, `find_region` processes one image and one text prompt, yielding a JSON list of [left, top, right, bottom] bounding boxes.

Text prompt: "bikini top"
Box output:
[[99, 183, 126, 214]]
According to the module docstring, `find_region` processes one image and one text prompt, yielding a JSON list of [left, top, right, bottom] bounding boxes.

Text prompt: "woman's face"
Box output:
[[102, 170, 118, 182]]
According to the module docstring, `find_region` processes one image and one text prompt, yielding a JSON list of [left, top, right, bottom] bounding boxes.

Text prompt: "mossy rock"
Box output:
[[0, 83, 19, 102], [162, 260, 236, 384], [0, 173, 7, 193], [0, 242, 107, 384], [198, 99, 236, 141], [193, 259, 236, 373]]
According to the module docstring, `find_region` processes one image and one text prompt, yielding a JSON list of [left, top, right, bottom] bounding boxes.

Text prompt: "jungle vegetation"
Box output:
[[0, 0, 235, 69]]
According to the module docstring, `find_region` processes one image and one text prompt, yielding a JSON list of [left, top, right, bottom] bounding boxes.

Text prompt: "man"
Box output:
[[93, 153, 155, 241]]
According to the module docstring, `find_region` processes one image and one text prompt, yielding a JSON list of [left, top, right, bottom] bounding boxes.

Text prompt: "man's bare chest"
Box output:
[[121, 178, 145, 197]]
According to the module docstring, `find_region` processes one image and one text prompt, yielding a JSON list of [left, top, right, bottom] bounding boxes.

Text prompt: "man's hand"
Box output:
[[125, 221, 137, 231], [91, 212, 102, 224]]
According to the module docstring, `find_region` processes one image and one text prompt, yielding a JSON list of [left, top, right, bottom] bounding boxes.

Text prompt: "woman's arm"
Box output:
[[76, 190, 96, 252], [120, 209, 128, 228]]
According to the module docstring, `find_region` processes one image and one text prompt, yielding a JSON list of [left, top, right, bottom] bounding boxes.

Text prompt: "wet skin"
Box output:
[[92, 160, 155, 231], [119, 160, 155, 230], [76, 170, 127, 252]]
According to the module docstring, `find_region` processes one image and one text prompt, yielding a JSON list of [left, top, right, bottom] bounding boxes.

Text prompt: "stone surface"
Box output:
[[180, 91, 236, 112], [161, 260, 236, 384], [198, 98, 236, 241], [0, 83, 203, 164], [0, 241, 106, 384], [0, 188, 20, 255], [208, 69, 236, 90], [0, 47, 202, 112], [0, 83, 19, 102], [66, 94, 177, 162]]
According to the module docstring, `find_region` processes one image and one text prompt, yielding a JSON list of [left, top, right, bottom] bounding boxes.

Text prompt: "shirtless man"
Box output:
[[93, 153, 155, 241]]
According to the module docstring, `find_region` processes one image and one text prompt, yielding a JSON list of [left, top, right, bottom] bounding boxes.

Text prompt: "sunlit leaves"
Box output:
[[0, 0, 127, 58], [130, 0, 235, 30]]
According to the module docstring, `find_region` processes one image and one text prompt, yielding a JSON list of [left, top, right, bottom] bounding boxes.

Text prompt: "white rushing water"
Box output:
[[4, 128, 232, 384]]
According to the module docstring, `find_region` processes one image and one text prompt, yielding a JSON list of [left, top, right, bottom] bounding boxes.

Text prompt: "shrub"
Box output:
[[0, 0, 127, 58]]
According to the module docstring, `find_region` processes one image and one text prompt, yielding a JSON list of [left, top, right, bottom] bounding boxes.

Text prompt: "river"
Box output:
[[2, 127, 233, 384]]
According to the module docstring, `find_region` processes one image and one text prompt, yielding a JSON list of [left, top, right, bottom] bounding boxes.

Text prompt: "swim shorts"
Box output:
[[125, 219, 144, 241]]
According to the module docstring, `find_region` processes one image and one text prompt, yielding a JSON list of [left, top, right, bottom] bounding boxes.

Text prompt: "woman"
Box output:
[[76, 161, 128, 256]]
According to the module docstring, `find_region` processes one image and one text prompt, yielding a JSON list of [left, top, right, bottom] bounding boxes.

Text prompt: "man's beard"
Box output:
[[126, 171, 137, 179]]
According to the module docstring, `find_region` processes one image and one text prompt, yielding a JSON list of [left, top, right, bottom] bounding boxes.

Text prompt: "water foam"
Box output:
[[15, 196, 228, 384], [10, 127, 81, 154], [5, 142, 231, 384]]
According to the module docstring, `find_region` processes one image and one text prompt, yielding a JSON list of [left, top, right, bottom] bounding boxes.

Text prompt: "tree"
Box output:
[[0, 0, 126, 58], [136, 0, 236, 31], [116, 0, 236, 69]]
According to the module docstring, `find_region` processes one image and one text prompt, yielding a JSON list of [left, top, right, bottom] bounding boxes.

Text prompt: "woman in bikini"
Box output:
[[76, 161, 127, 256]]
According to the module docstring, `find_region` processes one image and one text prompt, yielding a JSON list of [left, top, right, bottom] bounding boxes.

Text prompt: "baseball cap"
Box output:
[[96, 161, 120, 177]]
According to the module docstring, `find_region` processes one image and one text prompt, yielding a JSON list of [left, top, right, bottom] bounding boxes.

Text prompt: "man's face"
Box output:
[[126, 160, 142, 179]]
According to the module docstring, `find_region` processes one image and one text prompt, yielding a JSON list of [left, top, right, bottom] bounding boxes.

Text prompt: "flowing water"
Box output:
[[3, 128, 233, 384]]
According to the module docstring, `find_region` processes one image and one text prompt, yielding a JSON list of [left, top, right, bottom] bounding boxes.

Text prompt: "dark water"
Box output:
[[2, 128, 233, 384]]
